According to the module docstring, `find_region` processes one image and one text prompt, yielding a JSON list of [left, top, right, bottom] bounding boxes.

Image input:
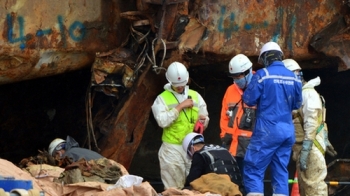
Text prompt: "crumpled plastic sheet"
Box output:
[[107, 174, 143, 190]]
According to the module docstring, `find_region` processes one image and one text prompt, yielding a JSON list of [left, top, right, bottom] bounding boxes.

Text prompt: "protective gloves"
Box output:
[[326, 145, 337, 157], [299, 140, 313, 171], [194, 120, 204, 134], [324, 129, 337, 157], [221, 133, 233, 149]]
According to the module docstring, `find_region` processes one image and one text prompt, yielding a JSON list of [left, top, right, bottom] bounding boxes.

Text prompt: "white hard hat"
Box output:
[[48, 138, 66, 156], [283, 59, 301, 71], [258, 42, 283, 63], [228, 54, 252, 75], [182, 133, 204, 158], [165, 62, 189, 87]]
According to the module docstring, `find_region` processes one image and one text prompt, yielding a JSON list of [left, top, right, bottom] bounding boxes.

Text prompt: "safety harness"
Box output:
[[199, 145, 242, 186], [297, 92, 326, 155]]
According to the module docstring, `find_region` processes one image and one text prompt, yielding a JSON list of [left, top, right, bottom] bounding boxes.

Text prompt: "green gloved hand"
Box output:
[[326, 145, 337, 157], [324, 129, 337, 157], [299, 140, 313, 171]]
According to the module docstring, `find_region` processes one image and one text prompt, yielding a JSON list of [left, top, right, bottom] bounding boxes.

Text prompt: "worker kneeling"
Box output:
[[48, 136, 123, 185], [182, 133, 244, 194]]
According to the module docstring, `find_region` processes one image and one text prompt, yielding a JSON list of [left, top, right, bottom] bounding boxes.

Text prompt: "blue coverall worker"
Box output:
[[242, 42, 302, 196]]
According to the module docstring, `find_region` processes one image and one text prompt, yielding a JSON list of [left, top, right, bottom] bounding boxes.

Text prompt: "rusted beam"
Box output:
[[0, 51, 94, 84], [98, 64, 163, 169]]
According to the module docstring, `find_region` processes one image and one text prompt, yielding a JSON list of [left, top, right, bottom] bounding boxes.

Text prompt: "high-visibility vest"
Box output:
[[160, 90, 199, 144]]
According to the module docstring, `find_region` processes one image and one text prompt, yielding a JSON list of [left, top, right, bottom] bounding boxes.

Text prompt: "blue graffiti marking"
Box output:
[[6, 14, 86, 49], [6, 14, 26, 48], [224, 13, 239, 38], [272, 7, 284, 42], [244, 24, 252, 31], [19, 43, 25, 50], [218, 6, 227, 32], [69, 21, 86, 42], [244, 21, 269, 30], [287, 15, 296, 51], [36, 29, 52, 37], [218, 6, 239, 39], [218, 6, 270, 40]]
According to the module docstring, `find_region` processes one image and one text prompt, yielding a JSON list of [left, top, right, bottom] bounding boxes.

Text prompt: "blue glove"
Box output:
[[299, 140, 313, 171]]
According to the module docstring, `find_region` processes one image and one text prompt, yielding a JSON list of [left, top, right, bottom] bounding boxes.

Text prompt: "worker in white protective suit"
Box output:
[[284, 59, 337, 196], [151, 61, 210, 190]]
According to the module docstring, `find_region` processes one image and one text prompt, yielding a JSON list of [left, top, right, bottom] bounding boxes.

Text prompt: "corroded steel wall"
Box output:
[[179, 0, 347, 64], [0, 0, 348, 84], [0, 0, 132, 84]]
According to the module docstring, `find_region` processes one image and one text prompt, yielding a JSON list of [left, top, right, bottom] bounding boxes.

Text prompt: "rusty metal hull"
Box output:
[[0, 0, 349, 84], [179, 0, 347, 64], [0, 0, 132, 84]]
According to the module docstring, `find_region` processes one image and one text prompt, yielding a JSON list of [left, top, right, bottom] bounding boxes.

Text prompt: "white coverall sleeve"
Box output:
[[302, 90, 322, 141], [151, 95, 179, 128], [197, 92, 210, 128]]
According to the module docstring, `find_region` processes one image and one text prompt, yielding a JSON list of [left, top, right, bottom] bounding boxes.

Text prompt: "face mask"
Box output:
[[234, 69, 253, 89], [294, 70, 303, 81]]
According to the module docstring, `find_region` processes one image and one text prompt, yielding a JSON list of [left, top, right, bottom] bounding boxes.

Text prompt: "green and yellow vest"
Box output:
[[160, 90, 199, 144]]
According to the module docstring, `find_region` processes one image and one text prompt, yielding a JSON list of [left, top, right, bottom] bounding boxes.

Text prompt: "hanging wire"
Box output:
[[85, 81, 100, 152], [85, 24, 154, 151], [131, 26, 150, 69], [146, 37, 167, 74]]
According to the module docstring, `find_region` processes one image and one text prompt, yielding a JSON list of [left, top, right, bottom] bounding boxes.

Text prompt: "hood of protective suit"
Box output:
[[163, 83, 189, 95], [64, 135, 80, 151], [302, 76, 320, 89]]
